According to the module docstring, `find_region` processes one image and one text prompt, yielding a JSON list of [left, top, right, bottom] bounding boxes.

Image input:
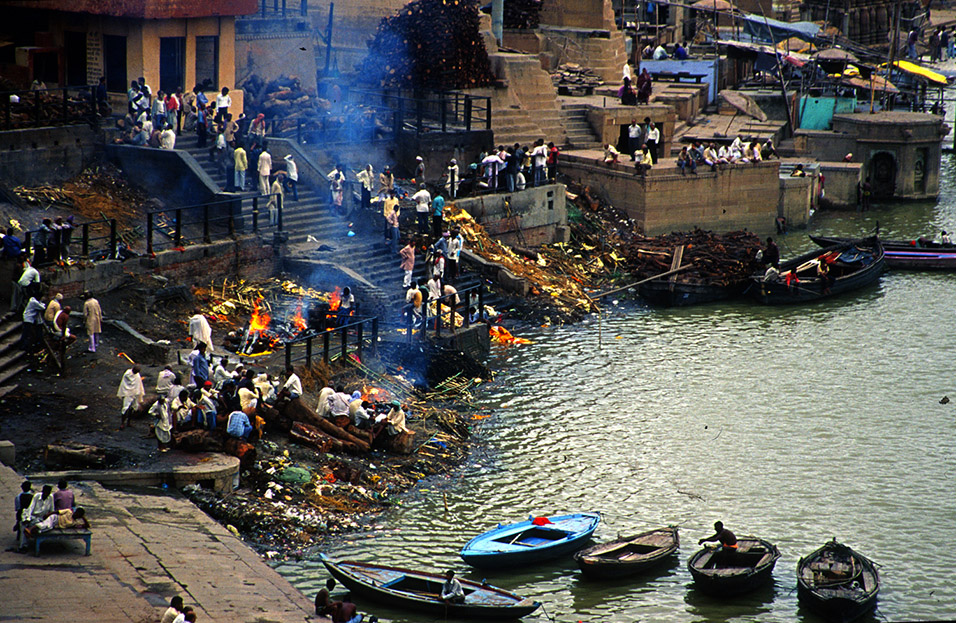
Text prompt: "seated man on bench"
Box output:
[[24, 506, 89, 539]]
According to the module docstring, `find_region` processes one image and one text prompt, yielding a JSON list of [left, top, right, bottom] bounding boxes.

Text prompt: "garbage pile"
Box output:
[[551, 63, 605, 95], [358, 0, 495, 89]]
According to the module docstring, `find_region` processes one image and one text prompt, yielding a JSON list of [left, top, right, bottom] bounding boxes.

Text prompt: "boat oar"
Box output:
[[592, 264, 695, 299]]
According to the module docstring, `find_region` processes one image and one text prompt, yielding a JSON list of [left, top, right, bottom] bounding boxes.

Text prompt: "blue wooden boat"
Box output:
[[319, 555, 541, 619], [812, 233, 956, 270], [461, 513, 601, 568]]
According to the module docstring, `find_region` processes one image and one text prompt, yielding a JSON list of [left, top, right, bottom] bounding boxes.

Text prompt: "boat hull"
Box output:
[[811, 234, 956, 270], [574, 527, 679, 579], [461, 513, 600, 569], [687, 538, 780, 596], [320, 556, 541, 619], [638, 280, 745, 307], [797, 541, 880, 623], [752, 238, 885, 304]]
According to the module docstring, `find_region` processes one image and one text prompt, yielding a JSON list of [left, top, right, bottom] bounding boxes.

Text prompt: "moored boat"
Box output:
[[461, 513, 600, 569], [751, 237, 885, 304], [811, 233, 956, 270], [797, 540, 880, 623], [638, 279, 746, 306], [319, 555, 541, 619], [687, 537, 781, 596], [574, 526, 679, 579]]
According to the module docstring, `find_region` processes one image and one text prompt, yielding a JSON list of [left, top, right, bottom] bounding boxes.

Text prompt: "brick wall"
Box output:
[[560, 158, 782, 235], [0, 124, 105, 186]]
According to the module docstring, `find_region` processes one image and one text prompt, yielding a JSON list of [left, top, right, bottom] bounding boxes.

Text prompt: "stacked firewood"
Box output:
[[623, 230, 763, 286], [240, 74, 331, 126], [503, 0, 543, 29], [2, 90, 95, 129], [358, 0, 495, 90], [551, 63, 605, 89]]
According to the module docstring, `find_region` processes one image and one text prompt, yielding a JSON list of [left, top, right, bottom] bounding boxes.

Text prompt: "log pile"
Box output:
[[503, 0, 543, 29], [623, 230, 763, 286], [358, 0, 495, 90], [551, 63, 605, 93], [2, 90, 95, 130]]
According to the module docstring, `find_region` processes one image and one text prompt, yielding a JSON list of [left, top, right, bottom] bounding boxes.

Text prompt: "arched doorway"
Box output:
[[869, 151, 897, 198]]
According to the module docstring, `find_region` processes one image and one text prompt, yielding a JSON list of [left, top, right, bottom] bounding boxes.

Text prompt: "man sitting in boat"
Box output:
[[941, 230, 952, 246], [440, 570, 466, 604], [699, 521, 738, 553]]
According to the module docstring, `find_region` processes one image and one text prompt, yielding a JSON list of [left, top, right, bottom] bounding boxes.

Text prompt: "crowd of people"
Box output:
[[114, 79, 298, 207]]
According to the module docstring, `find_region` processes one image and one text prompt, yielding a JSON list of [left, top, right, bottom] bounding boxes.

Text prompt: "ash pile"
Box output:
[[551, 64, 604, 95]]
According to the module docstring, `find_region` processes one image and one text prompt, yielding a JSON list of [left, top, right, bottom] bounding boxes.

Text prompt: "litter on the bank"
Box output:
[[490, 325, 532, 345]]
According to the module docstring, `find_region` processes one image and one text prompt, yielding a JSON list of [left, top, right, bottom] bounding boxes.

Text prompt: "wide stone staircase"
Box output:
[[486, 53, 568, 148], [173, 134, 501, 325], [0, 313, 26, 398], [560, 103, 603, 149]]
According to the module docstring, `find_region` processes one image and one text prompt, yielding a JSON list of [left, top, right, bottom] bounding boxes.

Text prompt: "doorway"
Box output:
[[159, 36, 186, 95], [869, 151, 897, 198], [64, 31, 86, 86], [103, 35, 127, 92]]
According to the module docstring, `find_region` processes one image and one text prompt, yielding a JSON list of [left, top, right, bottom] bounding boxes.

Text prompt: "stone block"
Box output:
[[497, 268, 529, 296], [0, 440, 14, 467]]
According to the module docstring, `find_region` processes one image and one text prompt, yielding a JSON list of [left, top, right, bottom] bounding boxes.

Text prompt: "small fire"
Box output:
[[291, 300, 308, 331], [249, 297, 271, 332], [328, 287, 342, 312], [361, 384, 389, 402]]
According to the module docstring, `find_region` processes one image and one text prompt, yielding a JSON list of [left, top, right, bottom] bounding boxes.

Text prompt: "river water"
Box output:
[[275, 156, 956, 622]]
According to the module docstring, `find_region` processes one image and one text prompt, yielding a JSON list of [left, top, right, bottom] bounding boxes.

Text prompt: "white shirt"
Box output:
[[160, 128, 176, 150], [18, 265, 40, 287], [448, 235, 463, 261], [216, 93, 232, 109], [285, 159, 298, 181], [117, 369, 145, 401], [156, 369, 175, 394], [628, 123, 643, 139], [357, 168, 374, 191], [412, 189, 431, 213], [646, 126, 660, 142], [653, 45, 669, 60], [258, 151, 272, 176], [283, 373, 302, 395], [532, 145, 547, 166], [188, 313, 214, 352]]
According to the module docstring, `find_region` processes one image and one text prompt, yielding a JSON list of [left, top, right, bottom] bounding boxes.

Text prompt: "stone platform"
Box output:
[[0, 463, 322, 622]]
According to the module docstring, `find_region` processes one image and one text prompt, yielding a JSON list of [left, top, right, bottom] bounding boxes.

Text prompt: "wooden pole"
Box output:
[[591, 264, 695, 299]]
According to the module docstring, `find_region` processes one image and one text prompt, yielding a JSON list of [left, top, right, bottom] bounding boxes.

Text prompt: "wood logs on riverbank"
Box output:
[[623, 230, 762, 285]]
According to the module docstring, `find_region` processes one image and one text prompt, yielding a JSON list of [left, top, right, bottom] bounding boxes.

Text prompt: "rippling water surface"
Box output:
[[275, 156, 956, 622]]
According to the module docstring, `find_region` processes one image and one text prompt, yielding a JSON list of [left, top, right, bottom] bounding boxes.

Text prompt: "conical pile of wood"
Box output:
[[551, 63, 604, 89], [359, 0, 495, 90]]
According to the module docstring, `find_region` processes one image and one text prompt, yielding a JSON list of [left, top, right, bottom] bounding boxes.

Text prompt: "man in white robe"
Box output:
[[188, 309, 214, 353]]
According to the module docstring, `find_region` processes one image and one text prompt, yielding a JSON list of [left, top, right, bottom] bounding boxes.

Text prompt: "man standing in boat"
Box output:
[[699, 521, 738, 555], [440, 570, 466, 604], [764, 237, 780, 268]]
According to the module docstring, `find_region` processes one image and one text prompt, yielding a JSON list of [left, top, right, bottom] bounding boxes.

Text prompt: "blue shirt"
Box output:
[[2, 235, 21, 258], [675, 45, 688, 60], [192, 353, 209, 382], [432, 195, 445, 216], [226, 411, 251, 438]]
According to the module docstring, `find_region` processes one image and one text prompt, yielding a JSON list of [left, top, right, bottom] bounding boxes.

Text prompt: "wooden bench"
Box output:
[[34, 528, 91, 556]]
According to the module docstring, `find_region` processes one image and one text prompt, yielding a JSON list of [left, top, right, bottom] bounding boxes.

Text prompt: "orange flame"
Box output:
[[291, 300, 308, 331], [249, 297, 271, 332], [328, 287, 342, 312]]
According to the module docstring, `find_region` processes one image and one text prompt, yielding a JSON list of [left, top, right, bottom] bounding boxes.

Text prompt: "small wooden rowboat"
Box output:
[[461, 513, 600, 569], [687, 537, 781, 596], [319, 555, 541, 619], [574, 526, 679, 579], [797, 540, 880, 623], [811, 233, 956, 270], [751, 237, 885, 304]]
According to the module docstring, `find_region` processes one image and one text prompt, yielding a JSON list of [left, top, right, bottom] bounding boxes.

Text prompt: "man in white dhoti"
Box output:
[[188, 308, 214, 353], [117, 365, 145, 428]]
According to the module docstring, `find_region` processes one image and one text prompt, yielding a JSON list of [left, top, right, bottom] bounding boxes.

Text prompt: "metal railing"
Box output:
[[1, 85, 104, 131], [348, 88, 492, 135], [284, 314, 379, 367], [145, 193, 283, 254], [404, 283, 485, 343], [252, 0, 308, 17], [23, 218, 118, 263]]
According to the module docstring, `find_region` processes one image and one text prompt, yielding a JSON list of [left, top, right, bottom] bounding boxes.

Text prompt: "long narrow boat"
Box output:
[[811, 233, 956, 270], [461, 513, 600, 569], [574, 526, 679, 579], [319, 555, 541, 619], [750, 237, 885, 304], [797, 540, 880, 623], [638, 280, 747, 307], [687, 537, 781, 596]]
